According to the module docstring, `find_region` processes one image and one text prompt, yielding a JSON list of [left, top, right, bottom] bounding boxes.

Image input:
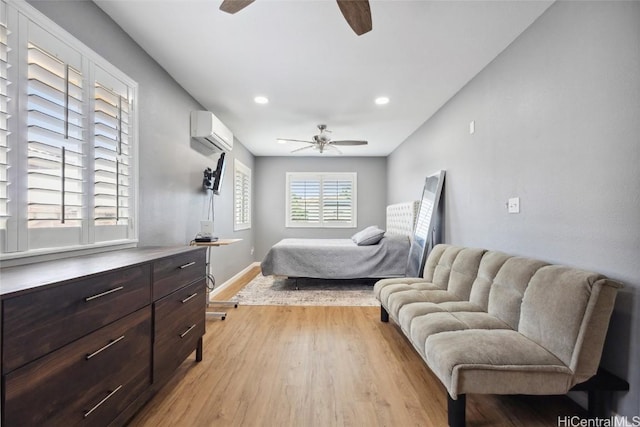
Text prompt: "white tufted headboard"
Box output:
[[386, 201, 419, 237]]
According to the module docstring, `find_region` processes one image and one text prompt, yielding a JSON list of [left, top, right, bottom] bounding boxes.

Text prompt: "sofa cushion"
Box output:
[[468, 251, 512, 311], [382, 247, 486, 320], [437, 301, 485, 313], [398, 301, 486, 339], [373, 277, 432, 299], [487, 257, 548, 330], [398, 302, 446, 334], [376, 282, 441, 314], [423, 245, 465, 285], [421, 244, 452, 281], [519, 266, 595, 367], [410, 312, 511, 358], [518, 266, 621, 384], [387, 289, 461, 320], [425, 329, 573, 399], [444, 247, 486, 300]]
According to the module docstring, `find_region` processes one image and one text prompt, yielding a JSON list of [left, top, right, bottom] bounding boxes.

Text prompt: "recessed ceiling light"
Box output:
[[276, 139, 287, 144], [375, 96, 390, 105], [254, 96, 269, 104]]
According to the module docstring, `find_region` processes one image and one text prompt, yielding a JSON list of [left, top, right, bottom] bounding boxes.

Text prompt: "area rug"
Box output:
[[232, 274, 380, 307]]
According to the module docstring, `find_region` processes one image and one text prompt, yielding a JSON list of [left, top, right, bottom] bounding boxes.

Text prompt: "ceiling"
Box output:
[[94, 0, 553, 157]]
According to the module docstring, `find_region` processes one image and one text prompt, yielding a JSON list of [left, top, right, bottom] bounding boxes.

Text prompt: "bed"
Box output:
[[260, 201, 419, 279]]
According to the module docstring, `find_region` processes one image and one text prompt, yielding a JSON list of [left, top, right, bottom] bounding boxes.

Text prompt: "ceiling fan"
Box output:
[[279, 124, 368, 154], [219, 0, 373, 36]]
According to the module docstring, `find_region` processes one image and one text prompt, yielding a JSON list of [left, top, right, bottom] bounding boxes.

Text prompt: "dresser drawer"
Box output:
[[153, 249, 206, 300], [2, 264, 151, 374], [154, 279, 206, 383], [154, 278, 207, 334], [3, 307, 151, 427]]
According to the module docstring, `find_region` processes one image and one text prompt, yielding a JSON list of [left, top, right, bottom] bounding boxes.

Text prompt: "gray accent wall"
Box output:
[[388, 1, 639, 417], [28, 0, 255, 284], [254, 156, 387, 260]]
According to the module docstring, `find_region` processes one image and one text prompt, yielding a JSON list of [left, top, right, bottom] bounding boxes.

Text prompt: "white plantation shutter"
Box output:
[[0, 17, 9, 231], [286, 172, 357, 228], [93, 66, 134, 241], [233, 159, 251, 231], [288, 175, 321, 225], [322, 176, 353, 224], [26, 41, 85, 230]]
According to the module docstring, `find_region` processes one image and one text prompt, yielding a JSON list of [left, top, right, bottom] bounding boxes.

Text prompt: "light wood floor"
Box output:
[[128, 273, 585, 427]]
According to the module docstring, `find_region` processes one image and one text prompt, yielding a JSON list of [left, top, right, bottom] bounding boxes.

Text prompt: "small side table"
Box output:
[[190, 239, 242, 320]]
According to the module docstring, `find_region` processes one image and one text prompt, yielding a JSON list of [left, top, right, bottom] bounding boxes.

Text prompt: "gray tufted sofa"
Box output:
[[374, 244, 623, 426]]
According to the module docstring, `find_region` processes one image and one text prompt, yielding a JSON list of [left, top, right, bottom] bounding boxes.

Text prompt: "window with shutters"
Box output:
[[233, 159, 251, 231], [286, 172, 357, 228], [93, 65, 133, 242], [0, 10, 9, 238], [0, 0, 137, 259]]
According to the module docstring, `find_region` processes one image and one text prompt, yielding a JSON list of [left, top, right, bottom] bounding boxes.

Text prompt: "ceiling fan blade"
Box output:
[[278, 138, 315, 144], [291, 145, 316, 153], [330, 140, 369, 146], [336, 0, 372, 36], [219, 0, 255, 14]]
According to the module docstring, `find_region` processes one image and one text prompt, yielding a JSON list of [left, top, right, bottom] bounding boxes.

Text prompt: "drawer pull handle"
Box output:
[[86, 335, 125, 360], [84, 384, 123, 418], [85, 286, 124, 302], [179, 261, 196, 269], [181, 292, 198, 304], [180, 324, 197, 338]]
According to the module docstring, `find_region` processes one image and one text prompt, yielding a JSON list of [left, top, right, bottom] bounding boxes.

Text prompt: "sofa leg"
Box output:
[[448, 394, 466, 427], [588, 390, 607, 418], [570, 367, 629, 418], [381, 306, 389, 322]]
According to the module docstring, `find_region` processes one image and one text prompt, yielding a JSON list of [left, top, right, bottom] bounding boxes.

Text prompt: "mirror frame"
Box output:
[[406, 170, 446, 277]]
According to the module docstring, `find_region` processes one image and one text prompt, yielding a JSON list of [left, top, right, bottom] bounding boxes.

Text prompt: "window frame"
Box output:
[[0, 0, 139, 262], [285, 172, 357, 229], [233, 159, 251, 231]]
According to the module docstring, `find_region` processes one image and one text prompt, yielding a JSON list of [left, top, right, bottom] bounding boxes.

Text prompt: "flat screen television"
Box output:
[[211, 152, 226, 195]]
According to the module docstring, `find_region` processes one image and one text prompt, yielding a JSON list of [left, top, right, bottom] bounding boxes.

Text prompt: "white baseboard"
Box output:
[[209, 262, 260, 299]]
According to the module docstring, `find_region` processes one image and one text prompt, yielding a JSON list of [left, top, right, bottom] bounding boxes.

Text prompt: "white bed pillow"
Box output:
[[351, 226, 385, 246]]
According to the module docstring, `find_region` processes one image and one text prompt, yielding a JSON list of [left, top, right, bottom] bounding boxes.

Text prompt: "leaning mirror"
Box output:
[[406, 170, 446, 277]]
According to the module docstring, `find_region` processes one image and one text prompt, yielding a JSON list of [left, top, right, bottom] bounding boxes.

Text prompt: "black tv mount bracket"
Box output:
[[202, 167, 214, 191]]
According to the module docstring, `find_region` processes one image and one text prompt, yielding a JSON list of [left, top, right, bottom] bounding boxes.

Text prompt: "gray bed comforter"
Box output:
[[260, 235, 410, 279]]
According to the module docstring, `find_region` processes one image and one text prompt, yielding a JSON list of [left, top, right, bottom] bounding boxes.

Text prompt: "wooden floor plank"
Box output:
[[129, 280, 586, 426]]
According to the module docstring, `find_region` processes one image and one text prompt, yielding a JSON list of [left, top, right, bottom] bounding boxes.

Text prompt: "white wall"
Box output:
[[388, 1, 640, 417], [254, 156, 387, 260], [27, 0, 255, 284]]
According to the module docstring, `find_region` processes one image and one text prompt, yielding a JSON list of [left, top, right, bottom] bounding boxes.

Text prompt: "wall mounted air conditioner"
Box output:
[[190, 110, 233, 153]]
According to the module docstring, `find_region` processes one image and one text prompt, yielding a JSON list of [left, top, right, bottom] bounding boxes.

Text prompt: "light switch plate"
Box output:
[[508, 197, 520, 214]]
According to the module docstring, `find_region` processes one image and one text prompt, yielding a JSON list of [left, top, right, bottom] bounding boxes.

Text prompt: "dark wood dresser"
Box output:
[[0, 246, 207, 426]]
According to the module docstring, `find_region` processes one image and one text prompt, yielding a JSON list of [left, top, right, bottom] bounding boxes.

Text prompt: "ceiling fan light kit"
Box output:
[[219, 0, 373, 36]]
